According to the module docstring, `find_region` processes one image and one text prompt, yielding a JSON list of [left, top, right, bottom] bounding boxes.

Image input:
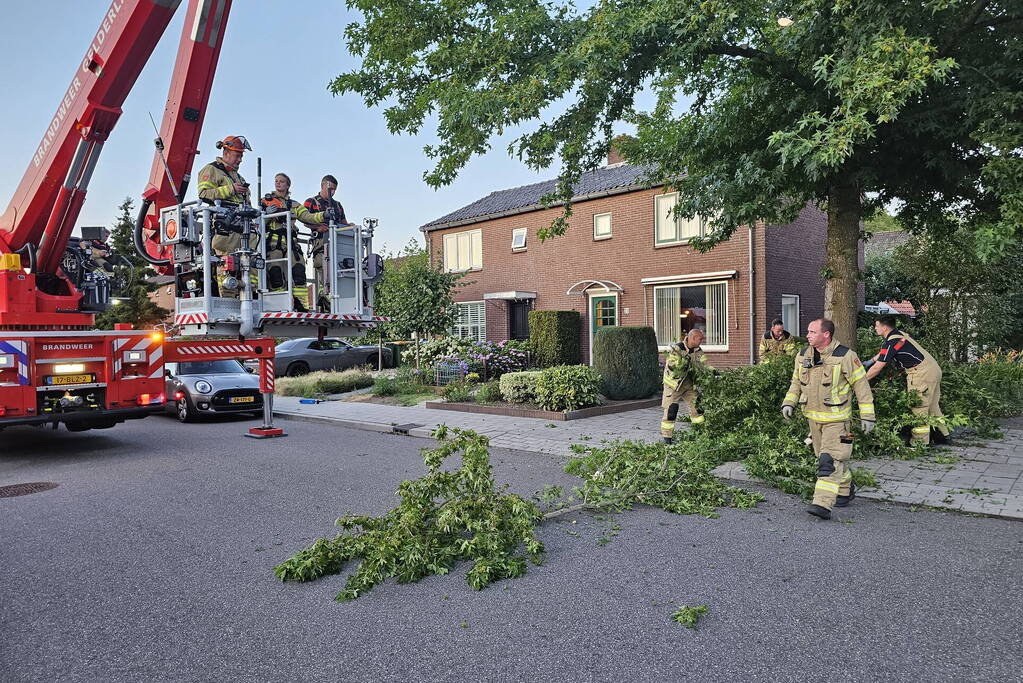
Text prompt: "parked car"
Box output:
[[273, 338, 392, 376], [164, 359, 263, 423]]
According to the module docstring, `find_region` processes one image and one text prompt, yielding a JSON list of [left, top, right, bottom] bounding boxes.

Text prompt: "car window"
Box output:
[[277, 339, 305, 351], [177, 360, 246, 375]]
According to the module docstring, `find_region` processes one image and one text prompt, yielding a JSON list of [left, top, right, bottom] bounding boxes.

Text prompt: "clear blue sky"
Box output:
[[0, 1, 574, 253]]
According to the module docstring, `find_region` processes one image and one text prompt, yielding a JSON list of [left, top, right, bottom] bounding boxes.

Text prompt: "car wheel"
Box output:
[[366, 354, 379, 369], [286, 361, 310, 377], [176, 397, 197, 423]]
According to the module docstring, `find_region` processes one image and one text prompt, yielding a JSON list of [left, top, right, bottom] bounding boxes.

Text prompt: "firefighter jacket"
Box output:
[[877, 329, 938, 372], [304, 194, 346, 255], [662, 342, 710, 392], [783, 340, 875, 424], [197, 157, 247, 204], [260, 191, 326, 251], [759, 330, 797, 358]]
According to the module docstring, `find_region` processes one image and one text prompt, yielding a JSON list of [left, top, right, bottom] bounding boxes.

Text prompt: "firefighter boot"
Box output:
[[835, 481, 857, 508], [806, 504, 832, 520]]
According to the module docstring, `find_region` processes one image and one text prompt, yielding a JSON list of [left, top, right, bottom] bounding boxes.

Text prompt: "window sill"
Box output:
[[511, 248, 527, 253], [654, 239, 697, 249], [593, 234, 612, 241]]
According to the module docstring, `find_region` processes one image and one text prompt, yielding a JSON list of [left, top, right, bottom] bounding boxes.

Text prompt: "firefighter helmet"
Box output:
[[216, 135, 252, 153]]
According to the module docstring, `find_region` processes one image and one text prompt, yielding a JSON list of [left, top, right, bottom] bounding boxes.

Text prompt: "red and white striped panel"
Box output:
[[113, 335, 163, 379], [260, 358, 275, 393], [175, 312, 210, 326], [173, 343, 255, 356]]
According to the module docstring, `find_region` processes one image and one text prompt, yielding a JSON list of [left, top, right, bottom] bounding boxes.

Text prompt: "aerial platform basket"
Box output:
[[160, 201, 388, 338]]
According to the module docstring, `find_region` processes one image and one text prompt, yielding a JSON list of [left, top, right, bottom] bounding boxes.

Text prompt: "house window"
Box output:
[[452, 301, 486, 342], [653, 282, 728, 350], [781, 294, 800, 335], [593, 212, 612, 240], [654, 192, 708, 245], [511, 228, 527, 252], [442, 229, 483, 272]]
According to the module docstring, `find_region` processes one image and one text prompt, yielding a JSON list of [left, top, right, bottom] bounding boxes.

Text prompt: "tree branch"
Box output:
[[703, 43, 816, 91], [940, 0, 992, 54]]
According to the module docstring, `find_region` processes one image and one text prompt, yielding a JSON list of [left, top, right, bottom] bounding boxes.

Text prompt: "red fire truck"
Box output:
[[0, 1, 384, 435]]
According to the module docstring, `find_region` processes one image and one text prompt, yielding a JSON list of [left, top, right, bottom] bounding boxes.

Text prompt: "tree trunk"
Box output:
[[824, 175, 862, 351]]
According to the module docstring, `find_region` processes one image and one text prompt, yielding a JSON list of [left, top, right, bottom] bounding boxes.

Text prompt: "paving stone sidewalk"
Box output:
[[273, 396, 1023, 520]]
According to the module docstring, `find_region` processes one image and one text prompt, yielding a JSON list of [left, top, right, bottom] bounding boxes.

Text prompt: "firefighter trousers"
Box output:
[[906, 361, 949, 445], [808, 419, 854, 510], [660, 381, 702, 439]]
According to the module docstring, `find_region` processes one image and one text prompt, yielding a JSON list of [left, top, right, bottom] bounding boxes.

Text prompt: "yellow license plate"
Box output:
[[229, 396, 255, 403], [48, 374, 93, 385]]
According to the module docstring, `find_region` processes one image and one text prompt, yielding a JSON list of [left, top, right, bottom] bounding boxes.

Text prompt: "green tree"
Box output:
[[332, 0, 1021, 350], [93, 198, 169, 330], [891, 227, 1023, 362], [373, 239, 463, 367], [862, 250, 912, 305]]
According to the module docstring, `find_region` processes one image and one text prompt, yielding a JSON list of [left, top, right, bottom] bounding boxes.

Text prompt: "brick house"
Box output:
[[420, 158, 834, 367]]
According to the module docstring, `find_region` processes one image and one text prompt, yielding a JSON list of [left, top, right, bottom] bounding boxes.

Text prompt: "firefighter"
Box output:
[[661, 328, 713, 442], [865, 315, 951, 446], [259, 172, 327, 311], [197, 135, 253, 298], [782, 318, 875, 520], [758, 318, 797, 360], [303, 175, 348, 312], [86, 228, 113, 272]]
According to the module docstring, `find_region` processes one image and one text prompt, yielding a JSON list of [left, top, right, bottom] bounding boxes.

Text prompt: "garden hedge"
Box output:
[[592, 326, 660, 399], [528, 310, 580, 368]]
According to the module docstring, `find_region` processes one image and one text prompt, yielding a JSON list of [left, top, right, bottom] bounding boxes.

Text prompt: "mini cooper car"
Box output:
[[164, 359, 263, 422]]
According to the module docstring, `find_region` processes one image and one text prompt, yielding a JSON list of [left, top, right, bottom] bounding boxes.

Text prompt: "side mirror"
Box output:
[[245, 366, 255, 373], [164, 369, 173, 377]]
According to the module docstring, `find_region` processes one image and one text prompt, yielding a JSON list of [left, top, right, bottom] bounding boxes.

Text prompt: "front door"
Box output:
[[509, 301, 531, 340], [589, 294, 618, 362]]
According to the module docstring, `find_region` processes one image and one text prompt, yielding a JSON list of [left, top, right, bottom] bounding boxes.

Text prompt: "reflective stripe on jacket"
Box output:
[[783, 340, 875, 423], [662, 343, 709, 391], [197, 158, 247, 203]]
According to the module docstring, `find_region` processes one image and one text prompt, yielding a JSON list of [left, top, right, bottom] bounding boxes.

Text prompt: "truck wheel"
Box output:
[[286, 362, 309, 377], [176, 397, 197, 423]]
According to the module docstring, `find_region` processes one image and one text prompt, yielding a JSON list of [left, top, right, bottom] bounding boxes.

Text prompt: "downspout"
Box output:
[[748, 224, 756, 365]]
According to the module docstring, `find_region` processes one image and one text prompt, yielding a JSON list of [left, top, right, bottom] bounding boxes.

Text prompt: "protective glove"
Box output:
[[862, 358, 876, 371], [861, 419, 876, 434], [782, 405, 793, 420]]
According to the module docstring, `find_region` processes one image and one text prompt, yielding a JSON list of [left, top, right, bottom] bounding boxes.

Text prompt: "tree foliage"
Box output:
[[275, 426, 545, 600], [333, 0, 1022, 350], [373, 239, 463, 365], [877, 227, 1023, 361], [93, 197, 169, 330]]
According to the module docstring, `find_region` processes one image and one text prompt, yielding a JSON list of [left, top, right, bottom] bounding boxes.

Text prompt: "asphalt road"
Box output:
[[2, 415, 1022, 682]]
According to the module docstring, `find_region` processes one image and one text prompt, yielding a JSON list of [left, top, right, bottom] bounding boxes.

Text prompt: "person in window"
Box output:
[[864, 315, 950, 446], [758, 318, 797, 360], [660, 328, 714, 442]]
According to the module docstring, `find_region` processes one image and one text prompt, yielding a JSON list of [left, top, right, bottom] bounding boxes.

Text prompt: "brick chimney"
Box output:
[[607, 134, 634, 166]]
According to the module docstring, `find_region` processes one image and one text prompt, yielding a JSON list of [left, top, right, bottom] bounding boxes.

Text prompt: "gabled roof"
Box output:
[[421, 163, 650, 232]]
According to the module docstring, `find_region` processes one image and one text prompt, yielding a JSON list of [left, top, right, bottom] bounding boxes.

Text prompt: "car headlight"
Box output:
[[194, 380, 213, 394]]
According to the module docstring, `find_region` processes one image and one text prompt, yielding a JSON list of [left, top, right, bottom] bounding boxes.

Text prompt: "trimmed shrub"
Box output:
[[442, 381, 472, 403], [474, 381, 503, 404], [534, 365, 603, 411], [529, 310, 581, 368], [592, 326, 660, 399], [276, 369, 373, 397], [500, 371, 541, 404]]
